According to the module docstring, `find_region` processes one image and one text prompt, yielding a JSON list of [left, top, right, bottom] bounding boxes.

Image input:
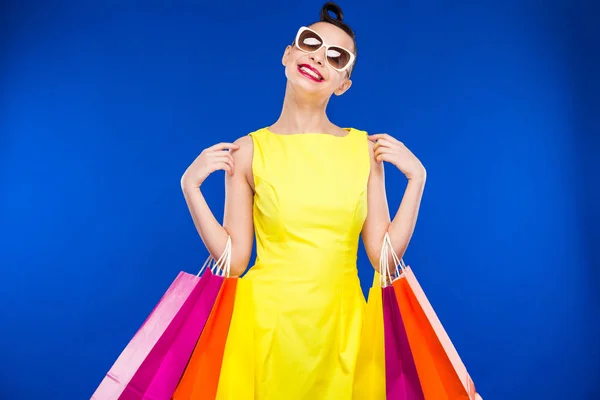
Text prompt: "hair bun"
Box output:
[[320, 2, 344, 23]]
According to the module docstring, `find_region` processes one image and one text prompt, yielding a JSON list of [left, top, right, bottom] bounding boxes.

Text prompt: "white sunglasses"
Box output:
[[293, 26, 356, 73]]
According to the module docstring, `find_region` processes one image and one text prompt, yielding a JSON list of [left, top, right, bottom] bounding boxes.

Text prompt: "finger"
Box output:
[[373, 139, 397, 152], [368, 133, 390, 141], [211, 142, 239, 150], [226, 159, 236, 175], [374, 147, 394, 157], [370, 133, 399, 144], [376, 153, 394, 163], [225, 156, 236, 175], [210, 153, 235, 167], [374, 150, 392, 163], [213, 161, 233, 175], [214, 156, 235, 174], [373, 138, 394, 149], [213, 153, 235, 164], [208, 142, 240, 152]]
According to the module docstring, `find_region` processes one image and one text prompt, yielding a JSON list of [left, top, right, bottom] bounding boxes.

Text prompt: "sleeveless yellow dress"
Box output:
[[217, 128, 370, 400], [219, 126, 371, 399]]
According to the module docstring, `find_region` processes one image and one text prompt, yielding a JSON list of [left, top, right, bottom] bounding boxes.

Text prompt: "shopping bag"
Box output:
[[215, 278, 255, 399], [383, 233, 481, 400], [396, 270, 477, 400], [379, 234, 425, 400], [352, 272, 385, 399], [138, 265, 225, 399], [91, 271, 202, 400], [172, 275, 238, 400], [394, 277, 449, 399], [382, 285, 425, 399], [92, 237, 232, 400]]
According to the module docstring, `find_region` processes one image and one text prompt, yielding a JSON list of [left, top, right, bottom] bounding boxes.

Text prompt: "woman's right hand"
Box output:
[[180, 142, 240, 189]]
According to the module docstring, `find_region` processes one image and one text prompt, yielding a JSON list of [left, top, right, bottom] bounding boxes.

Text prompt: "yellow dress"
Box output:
[[217, 126, 372, 399]]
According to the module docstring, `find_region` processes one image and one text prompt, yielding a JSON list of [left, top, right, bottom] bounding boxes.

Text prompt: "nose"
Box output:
[[309, 47, 327, 67]]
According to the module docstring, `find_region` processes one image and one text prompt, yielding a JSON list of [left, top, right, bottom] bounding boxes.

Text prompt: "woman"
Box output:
[[180, 2, 426, 398]]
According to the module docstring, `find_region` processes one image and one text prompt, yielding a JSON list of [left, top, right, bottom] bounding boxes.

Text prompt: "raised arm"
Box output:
[[361, 134, 426, 272], [180, 136, 254, 277]]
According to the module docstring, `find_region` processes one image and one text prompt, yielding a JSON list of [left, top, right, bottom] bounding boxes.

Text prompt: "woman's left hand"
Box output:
[[368, 133, 426, 181]]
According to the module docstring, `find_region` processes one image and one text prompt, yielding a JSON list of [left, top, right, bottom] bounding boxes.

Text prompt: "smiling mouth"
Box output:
[[297, 64, 324, 82]]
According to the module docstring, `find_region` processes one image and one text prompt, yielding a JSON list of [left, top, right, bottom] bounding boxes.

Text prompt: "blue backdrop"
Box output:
[[1, 1, 598, 399]]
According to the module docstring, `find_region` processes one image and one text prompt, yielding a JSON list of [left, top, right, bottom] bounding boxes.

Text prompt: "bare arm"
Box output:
[[222, 136, 254, 276], [361, 137, 426, 272], [181, 136, 254, 277]]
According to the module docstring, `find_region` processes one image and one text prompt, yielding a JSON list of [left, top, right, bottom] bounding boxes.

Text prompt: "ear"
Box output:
[[334, 78, 352, 96], [282, 45, 292, 66]]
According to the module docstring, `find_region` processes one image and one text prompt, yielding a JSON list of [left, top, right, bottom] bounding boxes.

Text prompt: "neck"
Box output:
[[269, 82, 333, 134]]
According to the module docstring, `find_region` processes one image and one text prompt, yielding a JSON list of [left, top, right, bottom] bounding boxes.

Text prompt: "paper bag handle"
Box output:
[[379, 232, 408, 287], [197, 236, 232, 278]]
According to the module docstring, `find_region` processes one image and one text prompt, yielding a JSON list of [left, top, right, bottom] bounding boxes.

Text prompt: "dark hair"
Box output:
[[309, 2, 357, 76]]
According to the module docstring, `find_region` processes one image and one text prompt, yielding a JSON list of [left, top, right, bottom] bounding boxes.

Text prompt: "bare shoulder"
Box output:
[[230, 135, 254, 189], [232, 135, 253, 161]]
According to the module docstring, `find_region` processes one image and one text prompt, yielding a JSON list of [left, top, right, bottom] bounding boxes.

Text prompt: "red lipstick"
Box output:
[[297, 64, 324, 82]]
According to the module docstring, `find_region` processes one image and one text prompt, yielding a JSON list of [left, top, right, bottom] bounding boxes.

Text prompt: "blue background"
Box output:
[[1, 0, 599, 399]]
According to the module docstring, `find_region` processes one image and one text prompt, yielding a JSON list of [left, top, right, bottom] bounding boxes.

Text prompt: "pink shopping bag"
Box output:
[[91, 271, 203, 400]]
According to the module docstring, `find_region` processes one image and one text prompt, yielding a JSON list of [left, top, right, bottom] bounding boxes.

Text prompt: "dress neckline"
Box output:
[[264, 126, 353, 139]]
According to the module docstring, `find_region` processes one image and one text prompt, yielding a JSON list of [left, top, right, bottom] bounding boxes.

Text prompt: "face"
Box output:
[[282, 22, 355, 97]]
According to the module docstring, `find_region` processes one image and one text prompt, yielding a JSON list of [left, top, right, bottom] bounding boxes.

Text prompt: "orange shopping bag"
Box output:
[[382, 233, 482, 400], [215, 278, 255, 400], [394, 276, 451, 399], [172, 274, 238, 400]]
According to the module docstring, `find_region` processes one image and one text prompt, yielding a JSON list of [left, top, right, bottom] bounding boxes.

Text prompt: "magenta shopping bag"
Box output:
[[91, 271, 203, 400], [383, 285, 425, 400], [138, 268, 225, 399]]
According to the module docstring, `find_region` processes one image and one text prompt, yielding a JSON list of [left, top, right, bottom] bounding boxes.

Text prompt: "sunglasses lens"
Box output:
[[297, 29, 323, 52], [326, 47, 351, 70]]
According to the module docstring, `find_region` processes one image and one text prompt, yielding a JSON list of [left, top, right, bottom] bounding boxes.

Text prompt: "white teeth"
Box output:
[[300, 66, 322, 80]]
